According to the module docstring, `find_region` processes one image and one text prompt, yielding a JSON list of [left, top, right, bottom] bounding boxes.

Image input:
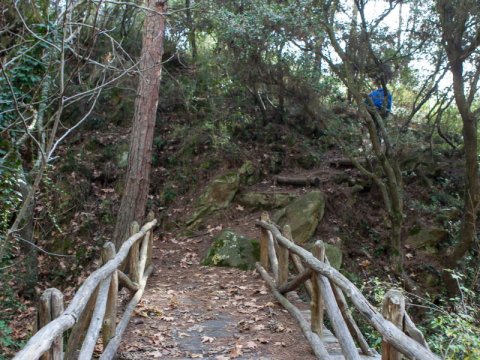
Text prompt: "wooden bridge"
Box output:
[[12, 212, 440, 360]]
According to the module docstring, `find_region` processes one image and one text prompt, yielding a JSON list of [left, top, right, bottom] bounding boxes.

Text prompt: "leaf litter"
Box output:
[[118, 228, 316, 359]]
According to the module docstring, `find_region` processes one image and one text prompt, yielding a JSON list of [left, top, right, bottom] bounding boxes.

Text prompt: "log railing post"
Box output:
[[259, 212, 270, 270], [38, 288, 64, 360], [65, 288, 98, 360], [278, 225, 290, 288], [285, 226, 313, 298], [382, 289, 405, 360], [311, 241, 325, 337], [129, 221, 140, 284], [102, 242, 118, 349], [145, 211, 155, 269]]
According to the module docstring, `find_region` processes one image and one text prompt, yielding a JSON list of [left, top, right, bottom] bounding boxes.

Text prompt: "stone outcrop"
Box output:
[[202, 230, 259, 270], [273, 190, 326, 244]]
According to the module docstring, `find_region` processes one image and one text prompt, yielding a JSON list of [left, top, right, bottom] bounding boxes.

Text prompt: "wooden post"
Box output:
[[278, 268, 312, 294], [117, 270, 139, 292], [38, 292, 52, 360], [255, 220, 441, 360], [102, 242, 118, 349], [129, 221, 140, 284], [382, 289, 405, 360], [78, 277, 111, 360], [311, 241, 325, 337], [285, 226, 313, 298], [38, 288, 64, 360], [267, 230, 279, 282], [65, 289, 98, 360], [278, 225, 290, 288], [145, 211, 155, 269], [260, 212, 270, 270], [322, 255, 373, 356], [256, 263, 332, 360], [330, 280, 373, 356]]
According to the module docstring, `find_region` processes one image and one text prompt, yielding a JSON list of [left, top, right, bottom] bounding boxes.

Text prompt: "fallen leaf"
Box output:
[[201, 336, 215, 343], [230, 343, 243, 358]]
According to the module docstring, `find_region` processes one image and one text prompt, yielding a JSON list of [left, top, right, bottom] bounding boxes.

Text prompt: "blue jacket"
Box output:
[[367, 88, 392, 113]]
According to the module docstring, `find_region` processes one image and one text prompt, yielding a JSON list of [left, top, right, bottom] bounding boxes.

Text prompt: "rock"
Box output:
[[421, 272, 441, 288], [186, 172, 240, 228], [303, 242, 342, 269], [273, 191, 326, 244], [406, 226, 448, 255], [238, 160, 259, 186], [295, 153, 319, 170], [268, 153, 284, 174], [325, 243, 343, 270], [236, 192, 296, 210], [202, 230, 259, 270]]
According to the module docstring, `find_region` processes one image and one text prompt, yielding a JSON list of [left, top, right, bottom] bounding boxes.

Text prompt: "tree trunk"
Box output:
[[436, 0, 480, 292], [113, 0, 166, 248], [17, 169, 37, 299], [186, 0, 197, 61], [443, 60, 479, 293]]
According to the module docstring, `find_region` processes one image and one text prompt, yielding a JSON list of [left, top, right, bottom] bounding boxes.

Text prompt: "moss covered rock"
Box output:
[[273, 191, 325, 244], [236, 191, 296, 210], [186, 172, 240, 228], [325, 243, 343, 270], [406, 227, 448, 255], [203, 230, 259, 270]]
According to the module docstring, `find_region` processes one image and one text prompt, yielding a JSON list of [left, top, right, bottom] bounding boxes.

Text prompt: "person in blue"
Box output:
[[367, 85, 392, 117], [366, 83, 392, 140]]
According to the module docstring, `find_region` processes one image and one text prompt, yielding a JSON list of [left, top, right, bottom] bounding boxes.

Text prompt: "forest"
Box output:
[[1, 0, 479, 359]]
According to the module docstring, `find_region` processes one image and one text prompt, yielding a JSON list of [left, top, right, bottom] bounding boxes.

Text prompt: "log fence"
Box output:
[[13, 209, 439, 360], [256, 213, 439, 360], [13, 213, 157, 360]]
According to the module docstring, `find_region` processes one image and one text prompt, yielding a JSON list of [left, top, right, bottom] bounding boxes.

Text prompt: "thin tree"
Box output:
[[436, 0, 480, 292], [113, 0, 167, 248]]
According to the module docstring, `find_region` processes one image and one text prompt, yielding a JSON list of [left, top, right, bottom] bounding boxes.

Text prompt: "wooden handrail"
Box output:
[[14, 218, 157, 360], [256, 219, 441, 360]]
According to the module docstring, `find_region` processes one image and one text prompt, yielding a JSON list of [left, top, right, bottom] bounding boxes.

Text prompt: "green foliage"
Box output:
[[420, 272, 480, 359], [426, 304, 480, 359], [0, 320, 22, 357], [357, 274, 480, 358]]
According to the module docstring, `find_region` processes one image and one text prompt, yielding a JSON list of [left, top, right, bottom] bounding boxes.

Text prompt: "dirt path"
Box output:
[[118, 232, 316, 360]]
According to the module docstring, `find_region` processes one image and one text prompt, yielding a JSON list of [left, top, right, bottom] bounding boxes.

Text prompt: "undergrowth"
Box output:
[[357, 275, 480, 359]]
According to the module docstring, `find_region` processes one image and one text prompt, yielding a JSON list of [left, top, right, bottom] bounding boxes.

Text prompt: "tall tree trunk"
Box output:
[[443, 60, 479, 292], [17, 170, 37, 299], [436, 0, 480, 293], [186, 0, 197, 61], [113, 0, 166, 248]]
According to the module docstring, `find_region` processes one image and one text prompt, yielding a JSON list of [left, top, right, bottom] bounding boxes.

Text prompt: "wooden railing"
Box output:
[[14, 213, 157, 360], [256, 213, 440, 360]]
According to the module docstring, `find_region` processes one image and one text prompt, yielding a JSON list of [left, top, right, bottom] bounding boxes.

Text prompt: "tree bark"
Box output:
[[186, 0, 197, 61], [436, 0, 480, 293], [113, 0, 166, 249]]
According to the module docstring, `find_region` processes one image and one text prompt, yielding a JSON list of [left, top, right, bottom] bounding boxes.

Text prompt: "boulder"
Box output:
[[238, 160, 256, 184], [236, 192, 296, 210], [273, 191, 326, 244], [202, 230, 259, 270], [406, 226, 448, 255], [303, 242, 343, 270], [186, 172, 240, 228], [325, 243, 343, 270]]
